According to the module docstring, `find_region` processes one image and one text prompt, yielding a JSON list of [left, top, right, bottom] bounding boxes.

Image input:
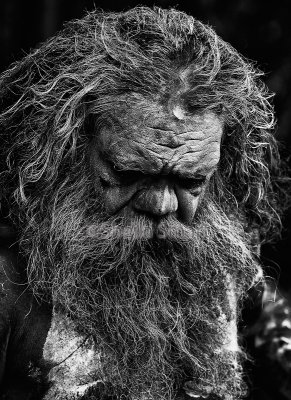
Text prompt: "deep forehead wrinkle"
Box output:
[[98, 97, 224, 175]]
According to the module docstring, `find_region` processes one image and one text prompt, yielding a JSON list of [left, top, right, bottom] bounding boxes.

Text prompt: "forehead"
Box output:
[[98, 96, 224, 176]]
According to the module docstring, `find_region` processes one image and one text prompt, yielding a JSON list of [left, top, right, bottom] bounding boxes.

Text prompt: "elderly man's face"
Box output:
[[90, 95, 223, 236], [25, 95, 257, 400]]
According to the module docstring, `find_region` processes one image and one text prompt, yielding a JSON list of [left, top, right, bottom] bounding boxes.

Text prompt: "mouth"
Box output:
[[154, 223, 168, 239]]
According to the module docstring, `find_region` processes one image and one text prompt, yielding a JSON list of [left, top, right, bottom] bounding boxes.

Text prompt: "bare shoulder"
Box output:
[[0, 247, 18, 274], [0, 222, 18, 278], [0, 247, 25, 298], [0, 248, 19, 385], [0, 246, 31, 336]]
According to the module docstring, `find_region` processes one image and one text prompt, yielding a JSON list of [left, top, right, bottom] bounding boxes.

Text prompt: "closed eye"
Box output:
[[177, 176, 206, 190], [114, 169, 146, 185], [106, 160, 145, 185], [100, 169, 145, 188]]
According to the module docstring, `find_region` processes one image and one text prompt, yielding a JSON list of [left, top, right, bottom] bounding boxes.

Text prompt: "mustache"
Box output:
[[27, 196, 260, 299], [86, 214, 195, 242]]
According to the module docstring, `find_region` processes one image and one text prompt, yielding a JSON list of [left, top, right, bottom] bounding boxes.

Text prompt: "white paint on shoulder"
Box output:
[[42, 309, 104, 399], [223, 276, 239, 353]]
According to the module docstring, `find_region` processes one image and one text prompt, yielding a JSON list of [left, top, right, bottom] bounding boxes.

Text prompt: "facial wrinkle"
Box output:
[[103, 130, 222, 178]]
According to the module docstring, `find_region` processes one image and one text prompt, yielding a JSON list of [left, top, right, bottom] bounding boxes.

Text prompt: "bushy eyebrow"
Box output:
[[100, 139, 218, 182], [107, 162, 209, 183]]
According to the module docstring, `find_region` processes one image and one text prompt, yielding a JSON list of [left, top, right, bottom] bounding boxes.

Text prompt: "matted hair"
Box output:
[[0, 6, 287, 242]]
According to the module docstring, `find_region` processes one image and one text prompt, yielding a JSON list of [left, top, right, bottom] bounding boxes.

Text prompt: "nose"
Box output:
[[132, 180, 178, 217]]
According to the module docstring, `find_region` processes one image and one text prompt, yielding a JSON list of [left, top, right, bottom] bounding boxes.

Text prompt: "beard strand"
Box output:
[[22, 184, 261, 400]]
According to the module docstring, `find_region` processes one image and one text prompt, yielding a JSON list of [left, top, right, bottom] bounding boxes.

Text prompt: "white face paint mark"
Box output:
[[172, 105, 186, 120]]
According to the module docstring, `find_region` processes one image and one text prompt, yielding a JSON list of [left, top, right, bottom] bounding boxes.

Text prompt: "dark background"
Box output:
[[1, 0, 290, 289]]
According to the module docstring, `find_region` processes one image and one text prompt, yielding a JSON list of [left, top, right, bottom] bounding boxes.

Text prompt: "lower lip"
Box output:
[[154, 226, 167, 239]]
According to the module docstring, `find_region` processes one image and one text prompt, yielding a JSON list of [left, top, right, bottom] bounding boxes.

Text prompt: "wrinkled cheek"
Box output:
[[102, 186, 138, 215], [175, 187, 200, 224]]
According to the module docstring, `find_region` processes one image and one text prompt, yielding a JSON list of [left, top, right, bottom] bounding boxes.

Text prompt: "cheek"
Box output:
[[90, 151, 137, 214], [175, 187, 201, 224], [101, 186, 138, 214]]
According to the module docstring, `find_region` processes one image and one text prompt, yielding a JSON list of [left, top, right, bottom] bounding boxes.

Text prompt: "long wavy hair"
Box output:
[[0, 6, 287, 244]]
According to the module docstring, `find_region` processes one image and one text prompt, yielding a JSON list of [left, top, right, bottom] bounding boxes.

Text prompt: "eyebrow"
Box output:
[[174, 166, 217, 178], [108, 163, 209, 183], [172, 171, 208, 180], [101, 148, 217, 180]]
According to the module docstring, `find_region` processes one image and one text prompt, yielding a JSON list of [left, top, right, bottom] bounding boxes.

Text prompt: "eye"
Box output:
[[177, 176, 206, 192], [114, 169, 145, 185], [100, 176, 111, 188], [108, 161, 145, 186]]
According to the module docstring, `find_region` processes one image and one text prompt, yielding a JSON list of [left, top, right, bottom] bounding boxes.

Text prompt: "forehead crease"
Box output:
[[170, 145, 221, 173], [106, 140, 220, 172], [121, 121, 220, 141], [120, 118, 223, 148], [100, 104, 224, 172], [109, 140, 221, 176], [110, 124, 221, 153], [106, 139, 165, 171], [140, 131, 221, 156], [172, 148, 220, 166], [146, 129, 213, 149]]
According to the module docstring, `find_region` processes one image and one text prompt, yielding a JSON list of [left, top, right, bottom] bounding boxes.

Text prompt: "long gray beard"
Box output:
[[24, 196, 261, 400]]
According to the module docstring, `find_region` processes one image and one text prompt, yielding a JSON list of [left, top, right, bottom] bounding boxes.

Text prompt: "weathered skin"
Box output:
[[0, 100, 224, 398], [91, 96, 224, 229], [0, 4, 284, 399]]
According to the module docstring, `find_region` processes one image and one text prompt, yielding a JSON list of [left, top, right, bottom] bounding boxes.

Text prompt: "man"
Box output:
[[0, 6, 287, 400]]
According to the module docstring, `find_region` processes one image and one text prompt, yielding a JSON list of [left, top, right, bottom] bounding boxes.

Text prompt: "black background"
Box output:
[[1, 0, 290, 289]]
